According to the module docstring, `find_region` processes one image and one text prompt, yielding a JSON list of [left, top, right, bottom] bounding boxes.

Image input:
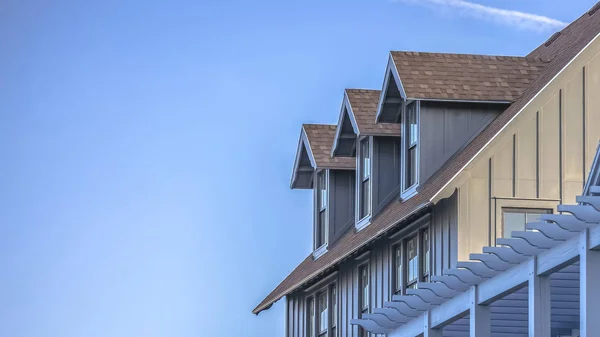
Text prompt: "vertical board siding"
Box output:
[[452, 38, 600, 261], [539, 91, 561, 200], [285, 193, 459, 337], [516, 113, 538, 198], [564, 69, 585, 204]]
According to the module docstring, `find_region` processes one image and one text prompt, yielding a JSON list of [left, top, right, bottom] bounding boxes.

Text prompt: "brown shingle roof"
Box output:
[[345, 89, 401, 136], [391, 51, 549, 101], [253, 3, 600, 315], [303, 124, 355, 169]]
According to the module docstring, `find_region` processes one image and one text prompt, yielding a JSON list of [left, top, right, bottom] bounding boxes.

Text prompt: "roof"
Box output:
[[303, 124, 355, 169], [345, 89, 401, 136], [253, 3, 600, 315], [390, 51, 549, 101]]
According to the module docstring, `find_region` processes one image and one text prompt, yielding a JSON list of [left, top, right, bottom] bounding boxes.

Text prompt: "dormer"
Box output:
[[331, 89, 401, 231], [291, 124, 355, 259], [375, 51, 547, 200]]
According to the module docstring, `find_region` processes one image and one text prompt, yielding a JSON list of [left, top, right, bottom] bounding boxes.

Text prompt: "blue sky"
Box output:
[[0, 0, 595, 336]]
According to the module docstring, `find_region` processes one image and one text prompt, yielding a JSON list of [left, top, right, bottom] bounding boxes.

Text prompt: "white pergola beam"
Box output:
[[477, 261, 527, 305], [423, 311, 443, 337], [528, 258, 551, 337], [470, 287, 491, 337], [580, 229, 600, 337]]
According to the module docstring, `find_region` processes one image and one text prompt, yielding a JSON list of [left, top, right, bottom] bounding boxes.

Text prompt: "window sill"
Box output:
[[355, 215, 371, 232], [401, 184, 418, 201], [313, 244, 328, 260]]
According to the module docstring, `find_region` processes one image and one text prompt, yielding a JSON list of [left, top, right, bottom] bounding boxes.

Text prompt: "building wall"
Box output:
[[285, 192, 458, 337], [372, 136, 401, 216], [419, 102, 504, 185], [432, 36, 600, 261]]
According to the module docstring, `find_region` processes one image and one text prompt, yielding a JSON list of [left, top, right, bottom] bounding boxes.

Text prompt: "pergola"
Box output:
[[351, 148, 600, 337]]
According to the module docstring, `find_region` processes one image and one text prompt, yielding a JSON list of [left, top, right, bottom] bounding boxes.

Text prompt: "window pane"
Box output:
[[318, 292, 328, 333], [360, 179, 370, 219], [407, 237, 418, 284], [331, 286, 337, 328], [318, 172, 327, 210], [317, 210, 326, 247], [361, 140, 370, 180], [308, 298, 315, 337], [422, 230, 430, 277], [407, 146, 417, 188], [503, 212, 525, 238], [407, 103, 417, 145], [526, 212, 548, 224], [394, 246, 402, 293], [360, 266, 369, 311]]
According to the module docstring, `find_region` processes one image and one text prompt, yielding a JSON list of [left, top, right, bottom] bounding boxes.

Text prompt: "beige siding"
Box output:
[[444, 36, 600, 261]]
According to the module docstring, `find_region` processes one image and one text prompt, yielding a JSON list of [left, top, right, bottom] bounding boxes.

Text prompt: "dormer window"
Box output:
[[356, 138, 372, 230], [315, 171, 328, 251], [402, 101, 419, 198]]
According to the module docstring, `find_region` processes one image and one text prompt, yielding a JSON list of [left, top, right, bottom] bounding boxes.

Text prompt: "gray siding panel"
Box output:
[[330, 170, 355, 245], [285, 192, 459, 337], [373, 137, 401, 216], [419, 102, 505, 184]]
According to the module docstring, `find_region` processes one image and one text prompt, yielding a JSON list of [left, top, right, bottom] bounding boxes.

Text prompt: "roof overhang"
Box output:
[[290, 126, 316, 189], [331, 91, 360, 157]]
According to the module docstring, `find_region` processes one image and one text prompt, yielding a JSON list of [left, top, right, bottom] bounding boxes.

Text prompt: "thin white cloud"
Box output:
[[396, 0, 567, 31]]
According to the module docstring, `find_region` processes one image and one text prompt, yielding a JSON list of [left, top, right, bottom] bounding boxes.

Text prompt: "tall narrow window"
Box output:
[[359, 265, 369, 313], [331, 285, 337, 337], [307, 297, 315, 337], [316, 171, 327, 248], [318, 292, 328, 336], [406, 236, 418, 289], [502, 208, 552, 238], [405, 102, 418, 189], [394, 245, 403, 294], [359, 139, 371, 220], [422, 229, 430, 282]]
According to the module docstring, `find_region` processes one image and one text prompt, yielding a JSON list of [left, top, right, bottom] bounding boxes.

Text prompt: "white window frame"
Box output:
[[356, 136, 373, 231], [401, 100, 420, 200], [313, 170, 329, 259]]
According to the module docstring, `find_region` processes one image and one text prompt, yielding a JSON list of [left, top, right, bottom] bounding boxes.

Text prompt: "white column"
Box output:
[[470, 286, 490, 337], [424, 311, 442, 337], [528, 257, 551, 337], [580, 230, 600, 337]]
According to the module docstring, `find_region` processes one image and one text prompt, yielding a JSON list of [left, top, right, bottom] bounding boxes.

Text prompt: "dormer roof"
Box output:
[[331, 89, 401, 156], [291, 124, 355, 189], [390, 51, 549, 102]]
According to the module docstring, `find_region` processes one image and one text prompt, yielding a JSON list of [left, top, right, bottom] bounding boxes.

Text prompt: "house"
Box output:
[[254, 3, 600, 337]]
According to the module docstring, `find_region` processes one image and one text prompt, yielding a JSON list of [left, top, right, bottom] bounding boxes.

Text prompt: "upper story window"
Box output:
[[305, 283, 336, 337], [391, 225, 430, 294], [357, 138, 372, 229], [402, 101, 419, 199], [318, 292, 328, 337], [315, 171, 328, 250], [502, 207, 552, 238]]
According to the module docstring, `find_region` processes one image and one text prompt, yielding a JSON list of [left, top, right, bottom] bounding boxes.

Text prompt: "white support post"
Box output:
[[424, 311, 442, 337], [580, 229, 600, 337], [469, 286, 490, 337], [528, 257, 551, 337]]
